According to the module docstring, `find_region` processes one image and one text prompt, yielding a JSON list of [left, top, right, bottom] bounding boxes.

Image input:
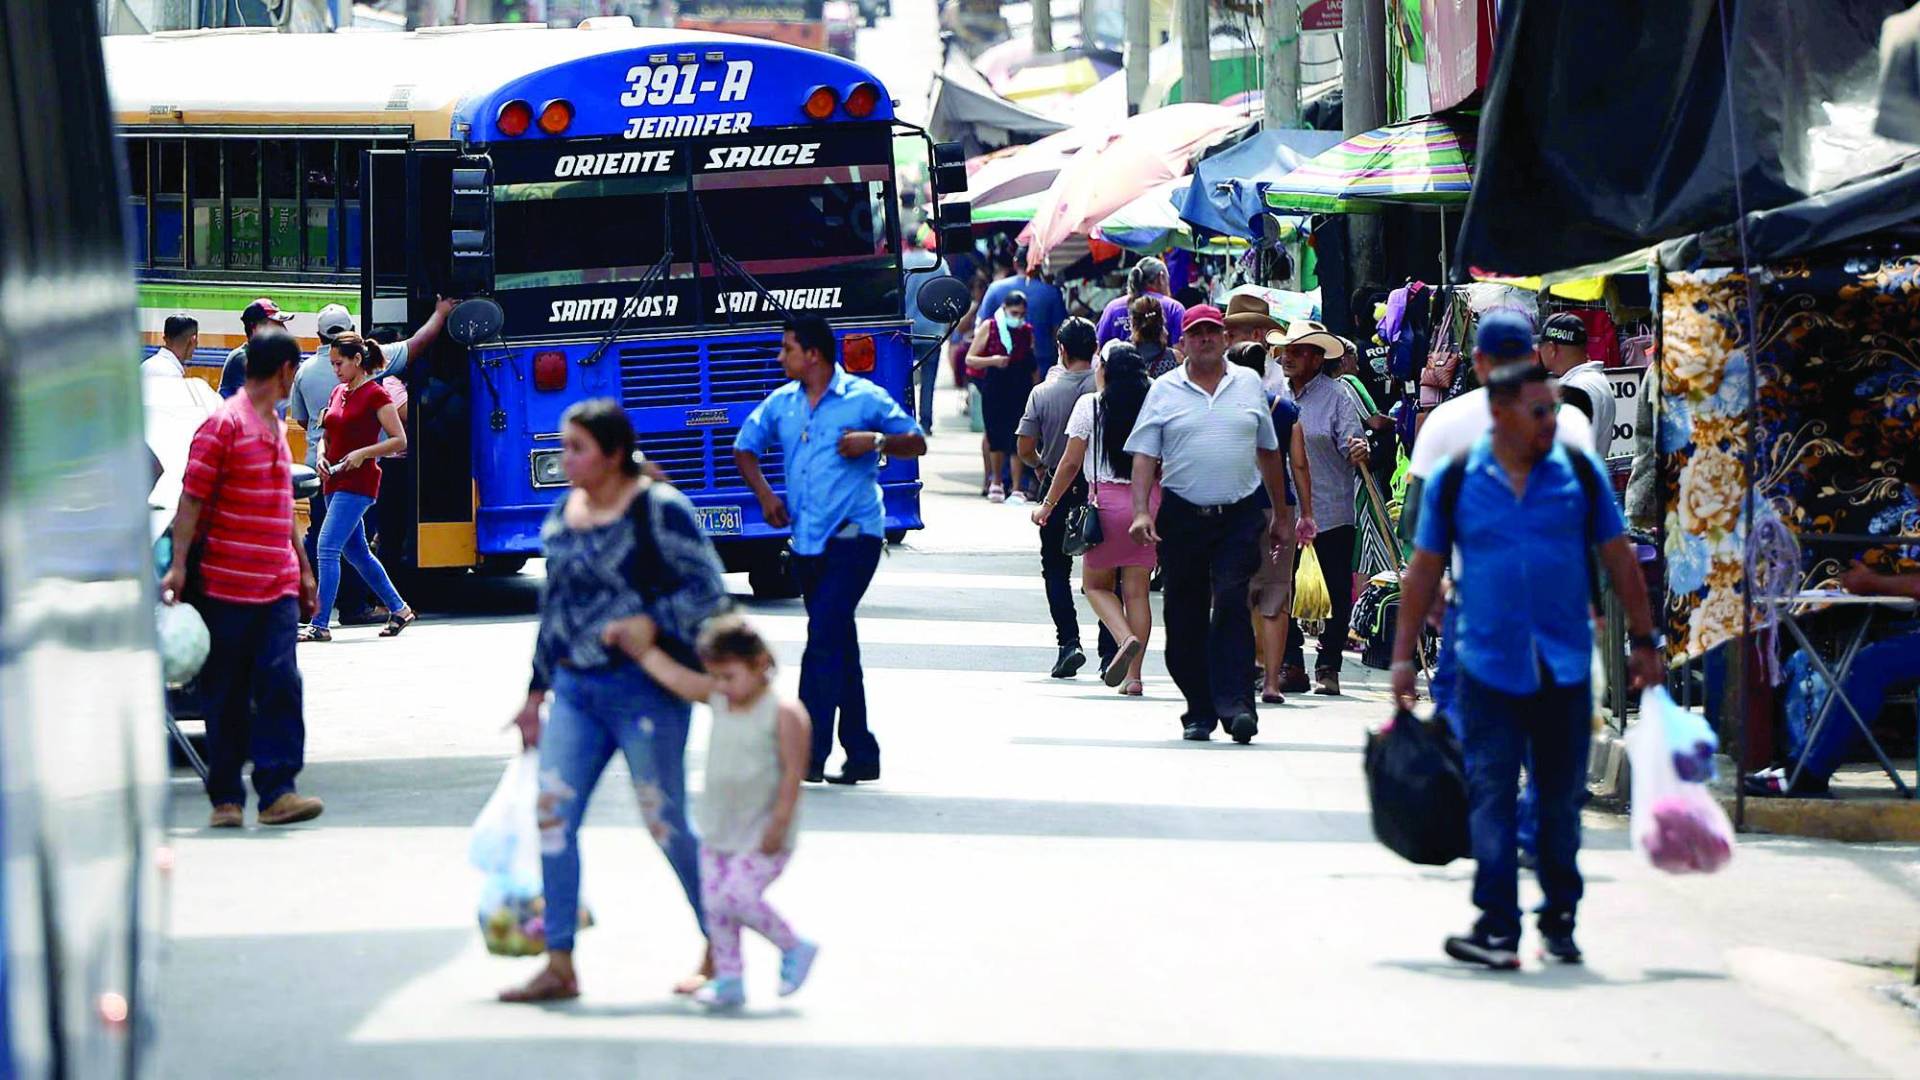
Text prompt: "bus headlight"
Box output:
[[530, 449, 566, 488]]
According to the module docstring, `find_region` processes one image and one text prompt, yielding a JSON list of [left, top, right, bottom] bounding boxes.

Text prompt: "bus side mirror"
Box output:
[[936, 197, 973, 257], [916, 274, 970, 325], [447, 297, 506, 346], [449, 158, 494, 298], [930, 140, 968, 197]]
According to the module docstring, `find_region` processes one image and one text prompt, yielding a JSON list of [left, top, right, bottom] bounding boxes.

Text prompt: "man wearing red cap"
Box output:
[[218, 297, 295, 399], [1124, 305, 1293, 744]]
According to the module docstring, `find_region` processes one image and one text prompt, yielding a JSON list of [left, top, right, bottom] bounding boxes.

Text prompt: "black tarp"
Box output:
[[1458, 0, 1916, 277], [927, 56, 1069, 158]]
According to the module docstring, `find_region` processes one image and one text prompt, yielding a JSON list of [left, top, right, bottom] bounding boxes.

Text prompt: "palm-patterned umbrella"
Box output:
[[1262, 113, 1476, 214]]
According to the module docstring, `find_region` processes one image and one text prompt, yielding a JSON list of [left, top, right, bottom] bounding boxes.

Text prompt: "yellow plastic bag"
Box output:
[[1294, 544, 1332, 622]]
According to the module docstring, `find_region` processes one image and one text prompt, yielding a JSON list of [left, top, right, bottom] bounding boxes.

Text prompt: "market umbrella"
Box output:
[[1020, 103, 1253, 268], [1095, 178, 1273, 255], [1181, 127, 1347, 240], [965, 124, 1099, 210], [971, 188, 1048, 227], [1002, 56, 1116, 101], [1262, 114, 1476, 215]]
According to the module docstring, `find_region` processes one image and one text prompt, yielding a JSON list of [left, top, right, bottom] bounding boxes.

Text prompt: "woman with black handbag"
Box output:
[[1031, 345, 1158, 694]]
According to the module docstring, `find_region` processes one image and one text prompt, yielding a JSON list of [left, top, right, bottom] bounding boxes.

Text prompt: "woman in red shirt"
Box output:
[[300, 333, 416, 641]]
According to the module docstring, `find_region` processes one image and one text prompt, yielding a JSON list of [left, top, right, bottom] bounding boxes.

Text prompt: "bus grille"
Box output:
[[712, 425, 784, 489], [618, 343, 703, 409], [637, 430, 707, 492], [705, 340, 788, 404]]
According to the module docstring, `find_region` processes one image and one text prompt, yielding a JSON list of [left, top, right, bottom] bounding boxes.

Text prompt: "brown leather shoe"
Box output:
[[209, 804, 244, 829], [1278, 664, 1311, 694], [1313, 668, 1341, 696], [258, 793, 324, 826]]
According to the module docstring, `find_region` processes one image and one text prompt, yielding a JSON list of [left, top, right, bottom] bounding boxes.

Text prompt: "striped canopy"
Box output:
[[1263, 114, 1475, 214]]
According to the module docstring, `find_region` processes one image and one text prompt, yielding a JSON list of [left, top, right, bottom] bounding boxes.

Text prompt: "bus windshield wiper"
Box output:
[[580, 195, 679, 367], [691, 192, 790, 327]]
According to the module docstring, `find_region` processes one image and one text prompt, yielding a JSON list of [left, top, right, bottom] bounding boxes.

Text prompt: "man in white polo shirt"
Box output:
[[142, 314, 199, 378], [1539, 312, 1617, 456], [1125, 305, 1293, 744]]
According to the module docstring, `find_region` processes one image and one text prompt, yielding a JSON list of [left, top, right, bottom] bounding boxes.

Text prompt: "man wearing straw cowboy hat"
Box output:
[[1271, 319, 1368, 697], [1223, 294, 1285, 347]]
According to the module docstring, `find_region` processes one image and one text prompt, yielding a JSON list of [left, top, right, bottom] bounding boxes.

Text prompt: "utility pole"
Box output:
[[1343, 0, 1388, 293], [1179, 0, 1211, 104], [1033, 0, 1054, 54], [1266, 0, 1300, 128], [1125, 0, 1150, 116]]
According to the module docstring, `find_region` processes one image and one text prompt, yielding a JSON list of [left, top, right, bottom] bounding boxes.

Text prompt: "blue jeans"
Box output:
[[539, 665, 705, 953], [192, 596, 305, 807], [1459, 671, 1591, 942], [305, 493, 369, 617], [312, 491, 405, 630], [794, 535, 884, 773], [1438, 606, 1540, 857], [1797, 630, 1920, 781], [916, 349, 938, 434]]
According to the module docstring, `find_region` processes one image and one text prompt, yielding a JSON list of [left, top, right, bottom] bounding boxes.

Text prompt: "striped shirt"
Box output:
[[181, 393, 299, 604], [1124, 361, 1278, 505]]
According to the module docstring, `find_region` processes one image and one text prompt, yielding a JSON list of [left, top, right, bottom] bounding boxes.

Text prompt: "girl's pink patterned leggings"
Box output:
[[700, 847, 798, 978]]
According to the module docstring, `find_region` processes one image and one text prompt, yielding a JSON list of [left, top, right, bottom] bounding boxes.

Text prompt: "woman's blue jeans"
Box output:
[[312, 491, 404, 629], [539, 665, 705, 954]]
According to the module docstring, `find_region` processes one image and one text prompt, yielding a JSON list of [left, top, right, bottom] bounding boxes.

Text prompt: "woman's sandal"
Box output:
[[1261, 690, 1286, 705], [378, 609, 418, 637], [296, 624, 331, 643], [498, 967, 579, 1003]]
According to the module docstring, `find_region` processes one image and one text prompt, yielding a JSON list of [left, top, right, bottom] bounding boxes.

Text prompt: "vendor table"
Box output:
[[1754, 591, 1920, 797]]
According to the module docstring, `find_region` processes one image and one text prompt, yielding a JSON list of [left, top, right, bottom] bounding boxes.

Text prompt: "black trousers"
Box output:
[[1287, 524, 1358, 675], [1156, 491, 1263, 725]]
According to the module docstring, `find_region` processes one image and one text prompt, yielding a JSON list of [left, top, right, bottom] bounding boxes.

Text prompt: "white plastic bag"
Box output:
[[154, 602, 210, 686], [1627, 689, 1735, 874], [469, 751, 591, 956]]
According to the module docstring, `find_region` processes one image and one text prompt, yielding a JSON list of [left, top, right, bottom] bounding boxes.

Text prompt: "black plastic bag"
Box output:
[[1364, 708, 1471, 866]]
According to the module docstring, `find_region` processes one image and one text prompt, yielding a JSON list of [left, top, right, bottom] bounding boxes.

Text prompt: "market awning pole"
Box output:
[[1439, 207, 1449, 285]]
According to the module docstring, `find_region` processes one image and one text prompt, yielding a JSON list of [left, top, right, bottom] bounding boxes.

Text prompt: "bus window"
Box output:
[[226, 139, 262, 269], [304, 140, 337, 271], [187, 139, 221, 268], [153, 139, 184, 265], [492, 171, 697, 335], [338, 139, 369, 270], [264, 140, 299, 270], [123, 138, 148, 266]]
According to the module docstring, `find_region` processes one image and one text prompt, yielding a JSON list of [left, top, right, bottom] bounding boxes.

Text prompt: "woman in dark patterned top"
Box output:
[[501, 399, 729, 1004]]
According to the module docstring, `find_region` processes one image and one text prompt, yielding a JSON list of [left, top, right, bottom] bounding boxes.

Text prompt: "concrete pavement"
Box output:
[[152, 372, 1920, 1078]]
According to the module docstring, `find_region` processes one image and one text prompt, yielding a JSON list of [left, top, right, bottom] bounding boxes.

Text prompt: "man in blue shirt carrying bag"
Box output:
[[735, 316, 927, 786], [1391, 363, 1662, 970]]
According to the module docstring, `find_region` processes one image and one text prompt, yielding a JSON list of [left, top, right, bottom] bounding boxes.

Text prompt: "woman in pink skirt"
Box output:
[[1031, 344, 1159, 694]]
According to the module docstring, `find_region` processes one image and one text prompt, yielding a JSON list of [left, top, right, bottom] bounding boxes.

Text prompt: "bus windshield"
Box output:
[[489, 126, 900, 338]]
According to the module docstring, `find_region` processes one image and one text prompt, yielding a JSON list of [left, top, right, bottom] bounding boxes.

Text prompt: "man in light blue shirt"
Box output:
[[1124, 305, 1291, 745], [1392, 362, 1661, 971], [734, 315, 926, 785]]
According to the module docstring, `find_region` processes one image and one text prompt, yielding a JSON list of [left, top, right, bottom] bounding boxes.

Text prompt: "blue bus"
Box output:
[[105, 19, 969, 594]]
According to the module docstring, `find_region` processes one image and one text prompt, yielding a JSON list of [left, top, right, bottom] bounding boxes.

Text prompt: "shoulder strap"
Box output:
[[1565, 449, 1608, 612], [1436, 454, 1467, 548], [624, 484, 678, 601]]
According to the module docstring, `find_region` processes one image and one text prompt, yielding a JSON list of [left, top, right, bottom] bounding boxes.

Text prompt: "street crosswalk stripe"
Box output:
[[748, 612, 1165, 651]]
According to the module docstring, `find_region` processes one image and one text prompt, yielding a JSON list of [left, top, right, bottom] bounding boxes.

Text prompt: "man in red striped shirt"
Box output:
[[162, 328, 325, 829]]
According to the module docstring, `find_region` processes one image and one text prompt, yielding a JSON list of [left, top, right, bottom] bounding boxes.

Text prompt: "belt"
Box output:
[[1165, 490, 1259, 517]]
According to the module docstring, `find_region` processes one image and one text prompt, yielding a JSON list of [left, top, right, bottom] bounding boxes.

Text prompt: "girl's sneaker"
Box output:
[[693, 976, 745, 1009], [779, 940, 819, 997]]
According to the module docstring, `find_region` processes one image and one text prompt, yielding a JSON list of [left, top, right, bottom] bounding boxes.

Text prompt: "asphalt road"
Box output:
[[151, 360, 1920, 1078]]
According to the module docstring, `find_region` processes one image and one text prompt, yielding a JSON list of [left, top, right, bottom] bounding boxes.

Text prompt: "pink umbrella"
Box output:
[[1020, 103, 1253, 268], [966, 123, 1102, 209]]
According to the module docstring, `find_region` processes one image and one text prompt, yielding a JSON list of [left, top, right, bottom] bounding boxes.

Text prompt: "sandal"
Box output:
[[498, 967, 579, 1003], [1261, 690, 1286, 705], [296, 624, 331, 643], [1120, 680, 1144, 697], [378, 609, 417, 637]]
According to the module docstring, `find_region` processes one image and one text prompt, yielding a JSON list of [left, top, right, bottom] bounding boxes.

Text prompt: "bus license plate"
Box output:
[[696, 506, 743, 535]]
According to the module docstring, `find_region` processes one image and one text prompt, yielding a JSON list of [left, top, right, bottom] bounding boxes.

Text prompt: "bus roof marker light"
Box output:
[[537, 99, 574, 136], [496, 99, 532, 137], [843, 82, 881, 119], [803, 85, 838, 122], [677, 52, 697, 63], [705, 51, 726, 62]]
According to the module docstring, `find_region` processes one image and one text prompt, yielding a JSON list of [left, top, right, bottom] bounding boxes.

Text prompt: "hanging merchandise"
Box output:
[[1418, 289, 1462, 408]]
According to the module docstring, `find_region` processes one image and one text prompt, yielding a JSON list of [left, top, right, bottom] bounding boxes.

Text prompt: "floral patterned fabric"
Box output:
[[1660, 258, 1920, 659]]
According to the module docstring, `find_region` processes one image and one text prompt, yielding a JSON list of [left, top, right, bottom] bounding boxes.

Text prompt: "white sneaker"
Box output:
[[1006, 491, 1029, 506]]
